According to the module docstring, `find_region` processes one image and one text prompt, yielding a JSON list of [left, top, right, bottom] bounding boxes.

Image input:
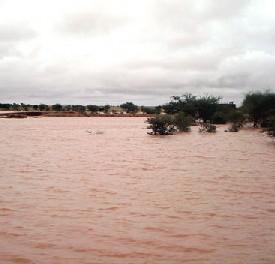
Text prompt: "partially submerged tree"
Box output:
[[146, 113, 192, 135], [162, 93, 221, 122], [198, 121, 216, 133], [146, 115, 176, 135], [226, 110, 245, 132], [196, 96, 221, 122], [264, 116, 275, 137], [242, 91, 275, 127], [174, 112, 193, 132]]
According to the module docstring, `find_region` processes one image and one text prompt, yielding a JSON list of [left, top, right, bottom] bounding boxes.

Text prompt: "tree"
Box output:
[[265, 116, 275, 137], [103, 105, 111, 113], [174, 112, 192, 132], [226, 110, 245, 132], [199, 121, 216, 133], [87, 105, 99, 113], [196, 96, 221, 122], [38, 104, 49, 111], [212, 112, 227, 124], [11, 103, 21, 111], [141, 106, 159, 114], [242, 91, 275, 127], [146, 115, 176, 135], [120, 102, 138, 113], [63, 105, 72, 111], [72, 105, 86, 113], [52, 104, 63, 111], [32, 105, 39, 111], [162, 93, 221, 121], [0, 103, 11, 110]]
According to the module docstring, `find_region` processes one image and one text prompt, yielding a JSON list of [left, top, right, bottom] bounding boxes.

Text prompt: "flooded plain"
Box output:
[[0, 117, 275, 264]]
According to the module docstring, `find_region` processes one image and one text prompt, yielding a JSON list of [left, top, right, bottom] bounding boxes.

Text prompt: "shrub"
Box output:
[[174, 112, 192, 132], [146, 115, 176, 135], [265, 116, 275, 137], [226, 110, 245, 132], [212, 112, 227, 124], [199, 121, 216, 133]]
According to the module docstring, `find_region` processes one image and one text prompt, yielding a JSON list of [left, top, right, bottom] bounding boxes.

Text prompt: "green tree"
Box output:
[[141, 106, 159, 114], [72, 105, 86, 113], [38, 104, 49, 111], [147, 115, 176, 135], [242, 91, 275, 127], [174, 112, 192, 132], [87, 105, 99, 113], [265, 116, 275, 137], [196, 96, 221, 122], [226, 110, 245, 132], [103, 105, 111, 113], [52, 104, 63, 111], [120, 102, 138, 113], [162, 93, 221, 121]]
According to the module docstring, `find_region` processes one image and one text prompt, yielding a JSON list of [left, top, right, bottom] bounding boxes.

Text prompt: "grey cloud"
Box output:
[[0, 0, 275, 105], [0, 43, 21, 59], [0, 24, 36, 42]]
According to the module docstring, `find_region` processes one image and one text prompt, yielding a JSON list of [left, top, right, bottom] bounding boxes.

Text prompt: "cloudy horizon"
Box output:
[[0, 0, 275, 106]]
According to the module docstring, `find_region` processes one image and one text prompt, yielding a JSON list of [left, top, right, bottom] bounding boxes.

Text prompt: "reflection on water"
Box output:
[[0, 117, 275, 264]]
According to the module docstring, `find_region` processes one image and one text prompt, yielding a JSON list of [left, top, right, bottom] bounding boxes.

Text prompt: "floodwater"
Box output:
[[0, 117, 275, 264]]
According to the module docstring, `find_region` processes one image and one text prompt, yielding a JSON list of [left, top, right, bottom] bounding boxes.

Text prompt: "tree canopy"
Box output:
[[163, 94, 221, 121], [242, 91, 275, 127], [120, 102, 138, 113]]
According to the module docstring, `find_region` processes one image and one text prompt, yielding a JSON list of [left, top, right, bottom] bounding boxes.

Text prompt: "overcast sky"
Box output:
[[0, 0, 275, 105]]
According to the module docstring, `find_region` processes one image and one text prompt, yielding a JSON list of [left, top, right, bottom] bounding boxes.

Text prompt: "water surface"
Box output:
[[0, 117, 275, 263]]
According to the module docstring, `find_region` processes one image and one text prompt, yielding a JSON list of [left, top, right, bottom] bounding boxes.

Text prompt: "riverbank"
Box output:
[[0, 111, 153, 118]]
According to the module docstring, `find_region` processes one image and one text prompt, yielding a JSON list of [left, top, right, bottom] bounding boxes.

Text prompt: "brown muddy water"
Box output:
[[0, 117, 275, 264]]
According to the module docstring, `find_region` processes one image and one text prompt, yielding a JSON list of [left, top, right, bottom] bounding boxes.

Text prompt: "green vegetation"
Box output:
[[199, 121, 217, 133], [242, 91, 275, 127], [146, 115, 176, 135], [174, 112, 193, 132], [141, 106, 161, 115], [1, 91, 275, 138], [146, 112, 192, 135], [162, 94, 223, 122], [87, 105, 99, 113], [265, 116, 275, 137], [120, 102, 138, 113], [226, 110, 245, 132], [52, 104, 63, 112]]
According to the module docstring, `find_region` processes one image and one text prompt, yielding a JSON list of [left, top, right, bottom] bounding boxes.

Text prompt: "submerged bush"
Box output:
[[264, 116, 275, 137], [199, 121, 216, 133], [212, 111, 228, 124], [174, 112, 193, 132], [226, 110, 245, 132], [146, 115, 176, 135], [147, 113, 192, 135]]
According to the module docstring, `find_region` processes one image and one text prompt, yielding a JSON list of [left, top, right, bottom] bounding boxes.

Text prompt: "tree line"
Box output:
[[147, 91, 275, 137], [1, 91, 275, 136]]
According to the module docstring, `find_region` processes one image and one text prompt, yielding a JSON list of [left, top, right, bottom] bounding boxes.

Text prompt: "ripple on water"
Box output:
[[0, 118, 275, 264]]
